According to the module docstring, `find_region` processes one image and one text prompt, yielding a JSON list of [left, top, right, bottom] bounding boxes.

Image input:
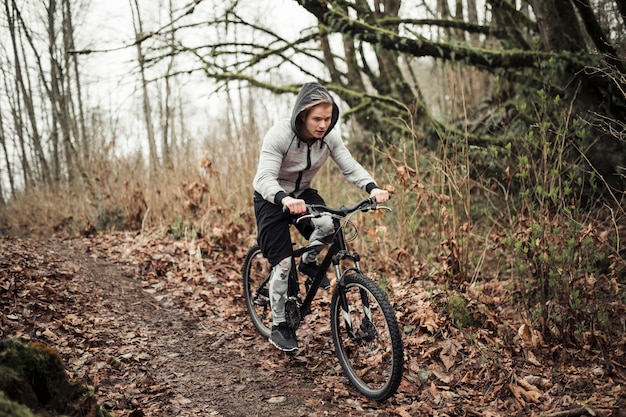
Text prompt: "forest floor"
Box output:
[[1, 233, 625, 416]]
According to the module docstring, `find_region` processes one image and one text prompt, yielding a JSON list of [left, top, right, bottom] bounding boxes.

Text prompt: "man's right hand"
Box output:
[[281, 196, 307, 214]]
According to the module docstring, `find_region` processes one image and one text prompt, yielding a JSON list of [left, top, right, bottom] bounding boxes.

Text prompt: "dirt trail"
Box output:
[[3, 235, 624, 417], [84, 249, 304, 417], [1, 236, 395, 416]]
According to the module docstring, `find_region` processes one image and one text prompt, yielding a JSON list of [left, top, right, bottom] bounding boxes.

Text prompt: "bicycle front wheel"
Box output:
[[330, 273, 404, 401], [242, 244, 272, 339]]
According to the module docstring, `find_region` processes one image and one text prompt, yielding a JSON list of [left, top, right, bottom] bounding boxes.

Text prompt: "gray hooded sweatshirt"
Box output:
[[253, 82, 378, 205]]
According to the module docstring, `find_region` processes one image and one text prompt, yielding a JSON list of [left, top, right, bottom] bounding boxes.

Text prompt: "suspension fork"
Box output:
[[337, 283, 376, 341], [334, 251, 376, 340]]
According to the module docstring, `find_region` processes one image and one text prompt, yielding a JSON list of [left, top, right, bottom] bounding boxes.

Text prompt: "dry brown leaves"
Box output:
[[1, 232, 625, 416]]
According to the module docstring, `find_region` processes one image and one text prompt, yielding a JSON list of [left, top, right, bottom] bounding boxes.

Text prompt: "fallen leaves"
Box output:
[[2, 234, 625, 417], [518, 322, 544, 349], [509, 376, 544, 407], [439, 339, 462, 372]]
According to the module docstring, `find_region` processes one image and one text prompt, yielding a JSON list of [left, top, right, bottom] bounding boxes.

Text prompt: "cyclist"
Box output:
[[252, 82, 389, 352]]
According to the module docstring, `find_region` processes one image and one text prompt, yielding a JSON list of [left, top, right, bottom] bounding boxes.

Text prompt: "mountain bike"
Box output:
[[242, 197, 404, 401]]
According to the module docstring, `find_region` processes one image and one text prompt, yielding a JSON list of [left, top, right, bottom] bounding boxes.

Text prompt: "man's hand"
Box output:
[[370, 188, 390, 203], [282, 196, 307, 214]]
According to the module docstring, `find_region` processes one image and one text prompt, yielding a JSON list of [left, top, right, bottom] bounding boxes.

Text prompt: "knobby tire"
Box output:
[[242, 244, 272, 339], [330, 273, 404, 401]]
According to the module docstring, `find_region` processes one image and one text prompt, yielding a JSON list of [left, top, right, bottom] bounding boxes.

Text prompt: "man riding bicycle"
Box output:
[[252, 82, 389, 352]]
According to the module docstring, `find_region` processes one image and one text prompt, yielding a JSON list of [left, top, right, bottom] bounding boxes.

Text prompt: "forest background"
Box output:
[[0, 0, 625, 414]]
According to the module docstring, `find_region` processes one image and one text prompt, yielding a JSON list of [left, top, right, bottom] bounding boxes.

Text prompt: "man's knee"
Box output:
[[275, 257, 292, 278], [271, 257, 292, 295], [314, 216, 334, 236]]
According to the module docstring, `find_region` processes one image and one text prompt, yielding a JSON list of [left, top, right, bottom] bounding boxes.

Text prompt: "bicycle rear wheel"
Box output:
[[242, 244, 272, 339], [330, 273, 404, 401]]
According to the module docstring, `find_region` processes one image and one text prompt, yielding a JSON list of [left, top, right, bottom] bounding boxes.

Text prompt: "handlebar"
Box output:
[[283, 197, 389, 218]]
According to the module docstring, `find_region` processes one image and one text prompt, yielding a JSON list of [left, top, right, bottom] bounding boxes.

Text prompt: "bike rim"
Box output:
[[243, 246, 273, 339], [331, 278, 403, 400]]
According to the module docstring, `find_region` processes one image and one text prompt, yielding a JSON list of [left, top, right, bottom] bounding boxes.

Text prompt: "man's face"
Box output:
[[302, 103, 333, 140]]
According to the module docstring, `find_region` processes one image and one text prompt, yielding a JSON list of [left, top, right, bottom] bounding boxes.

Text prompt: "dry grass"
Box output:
[[0, 128, 261, 239], [1, 103, 624, 350]]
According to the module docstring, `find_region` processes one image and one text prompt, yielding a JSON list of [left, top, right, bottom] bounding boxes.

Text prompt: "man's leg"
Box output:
[[269, 257, 291, 326], [254, 193, 299, 351], [301, 215, 334, 265], [295, 189, 334, 289], [268, 257, 298, 351]]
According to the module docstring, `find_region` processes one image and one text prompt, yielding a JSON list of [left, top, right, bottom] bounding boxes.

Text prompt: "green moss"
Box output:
[[0, 391, 38, 417], [0, 338, 111, 417], [0, 338, 70, 411], [448, 295, 475, 328]]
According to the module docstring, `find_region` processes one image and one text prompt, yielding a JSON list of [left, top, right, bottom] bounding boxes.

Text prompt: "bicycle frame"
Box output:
[[251, 197, 384, 323], [244, 197, 403, 401], [291, 214, 361, 317]]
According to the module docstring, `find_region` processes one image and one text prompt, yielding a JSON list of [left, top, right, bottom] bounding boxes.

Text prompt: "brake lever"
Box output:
[[360, 198, 377, 212], [295, 213, 317, 224]]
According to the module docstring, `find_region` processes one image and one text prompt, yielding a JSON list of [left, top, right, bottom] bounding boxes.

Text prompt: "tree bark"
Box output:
[[466, 0, 479, 47], [7, 0, 50, 187], [573, 0, 626, 74], [526, 0, 586, 52], [0, 93, 14, 202], [63, 0, 88, 163], [130, 0, 159, 172]]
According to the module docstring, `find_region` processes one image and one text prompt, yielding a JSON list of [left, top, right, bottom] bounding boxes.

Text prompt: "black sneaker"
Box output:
[[269, 323, 298, 352], [298, 262, 331, 290]]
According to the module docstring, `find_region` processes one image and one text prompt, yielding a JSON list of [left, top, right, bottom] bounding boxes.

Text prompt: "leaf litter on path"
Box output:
[[1, 233, 624, 416]]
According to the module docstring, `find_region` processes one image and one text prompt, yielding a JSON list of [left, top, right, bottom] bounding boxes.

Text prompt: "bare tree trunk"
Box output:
[[463, 0, 491, 105], [437, 0, 453, 39], [7, 0, 50, 187], [1, 61, 31, 189], [160, 0, 176, 170], [487, 0, 532, 48], [318, 0, 430, 138], [455, 0, 465, 41], [63, 0, 88, 163], [0, 95, 14, 202], [58, 7, 78, 183], [573, 0, 625, 74], [526, 0, 625, 192], [526, 0, 585, 51], [319, 35, 343, 84], [130, 0, 159, 172], [47, 0, 63, 182], [161, 76, 173, 169], [467, 0, 479, 47]]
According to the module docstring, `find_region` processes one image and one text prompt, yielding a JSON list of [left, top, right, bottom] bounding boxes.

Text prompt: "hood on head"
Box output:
[[290, 82, 340, 139]]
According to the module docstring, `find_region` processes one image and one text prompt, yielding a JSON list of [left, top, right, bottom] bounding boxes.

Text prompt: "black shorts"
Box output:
[[253, 189, 326, 266]]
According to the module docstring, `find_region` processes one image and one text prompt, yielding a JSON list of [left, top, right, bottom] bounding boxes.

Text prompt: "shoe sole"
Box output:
[[269, 338, 299, 352]]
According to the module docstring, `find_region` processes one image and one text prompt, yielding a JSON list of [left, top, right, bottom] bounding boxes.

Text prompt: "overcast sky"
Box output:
[[78, 0, 316, 146]]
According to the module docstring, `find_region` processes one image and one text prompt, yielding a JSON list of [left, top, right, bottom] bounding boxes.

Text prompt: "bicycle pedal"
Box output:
[[254, 299, 269, 307], [254, 287, 270, 306]]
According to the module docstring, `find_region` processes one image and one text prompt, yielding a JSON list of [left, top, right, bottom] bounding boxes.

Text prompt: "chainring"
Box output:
[[285, 297, 302, 330]]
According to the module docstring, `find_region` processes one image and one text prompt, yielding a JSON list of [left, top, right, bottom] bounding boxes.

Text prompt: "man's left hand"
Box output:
[[370, 188, 390, 203]]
